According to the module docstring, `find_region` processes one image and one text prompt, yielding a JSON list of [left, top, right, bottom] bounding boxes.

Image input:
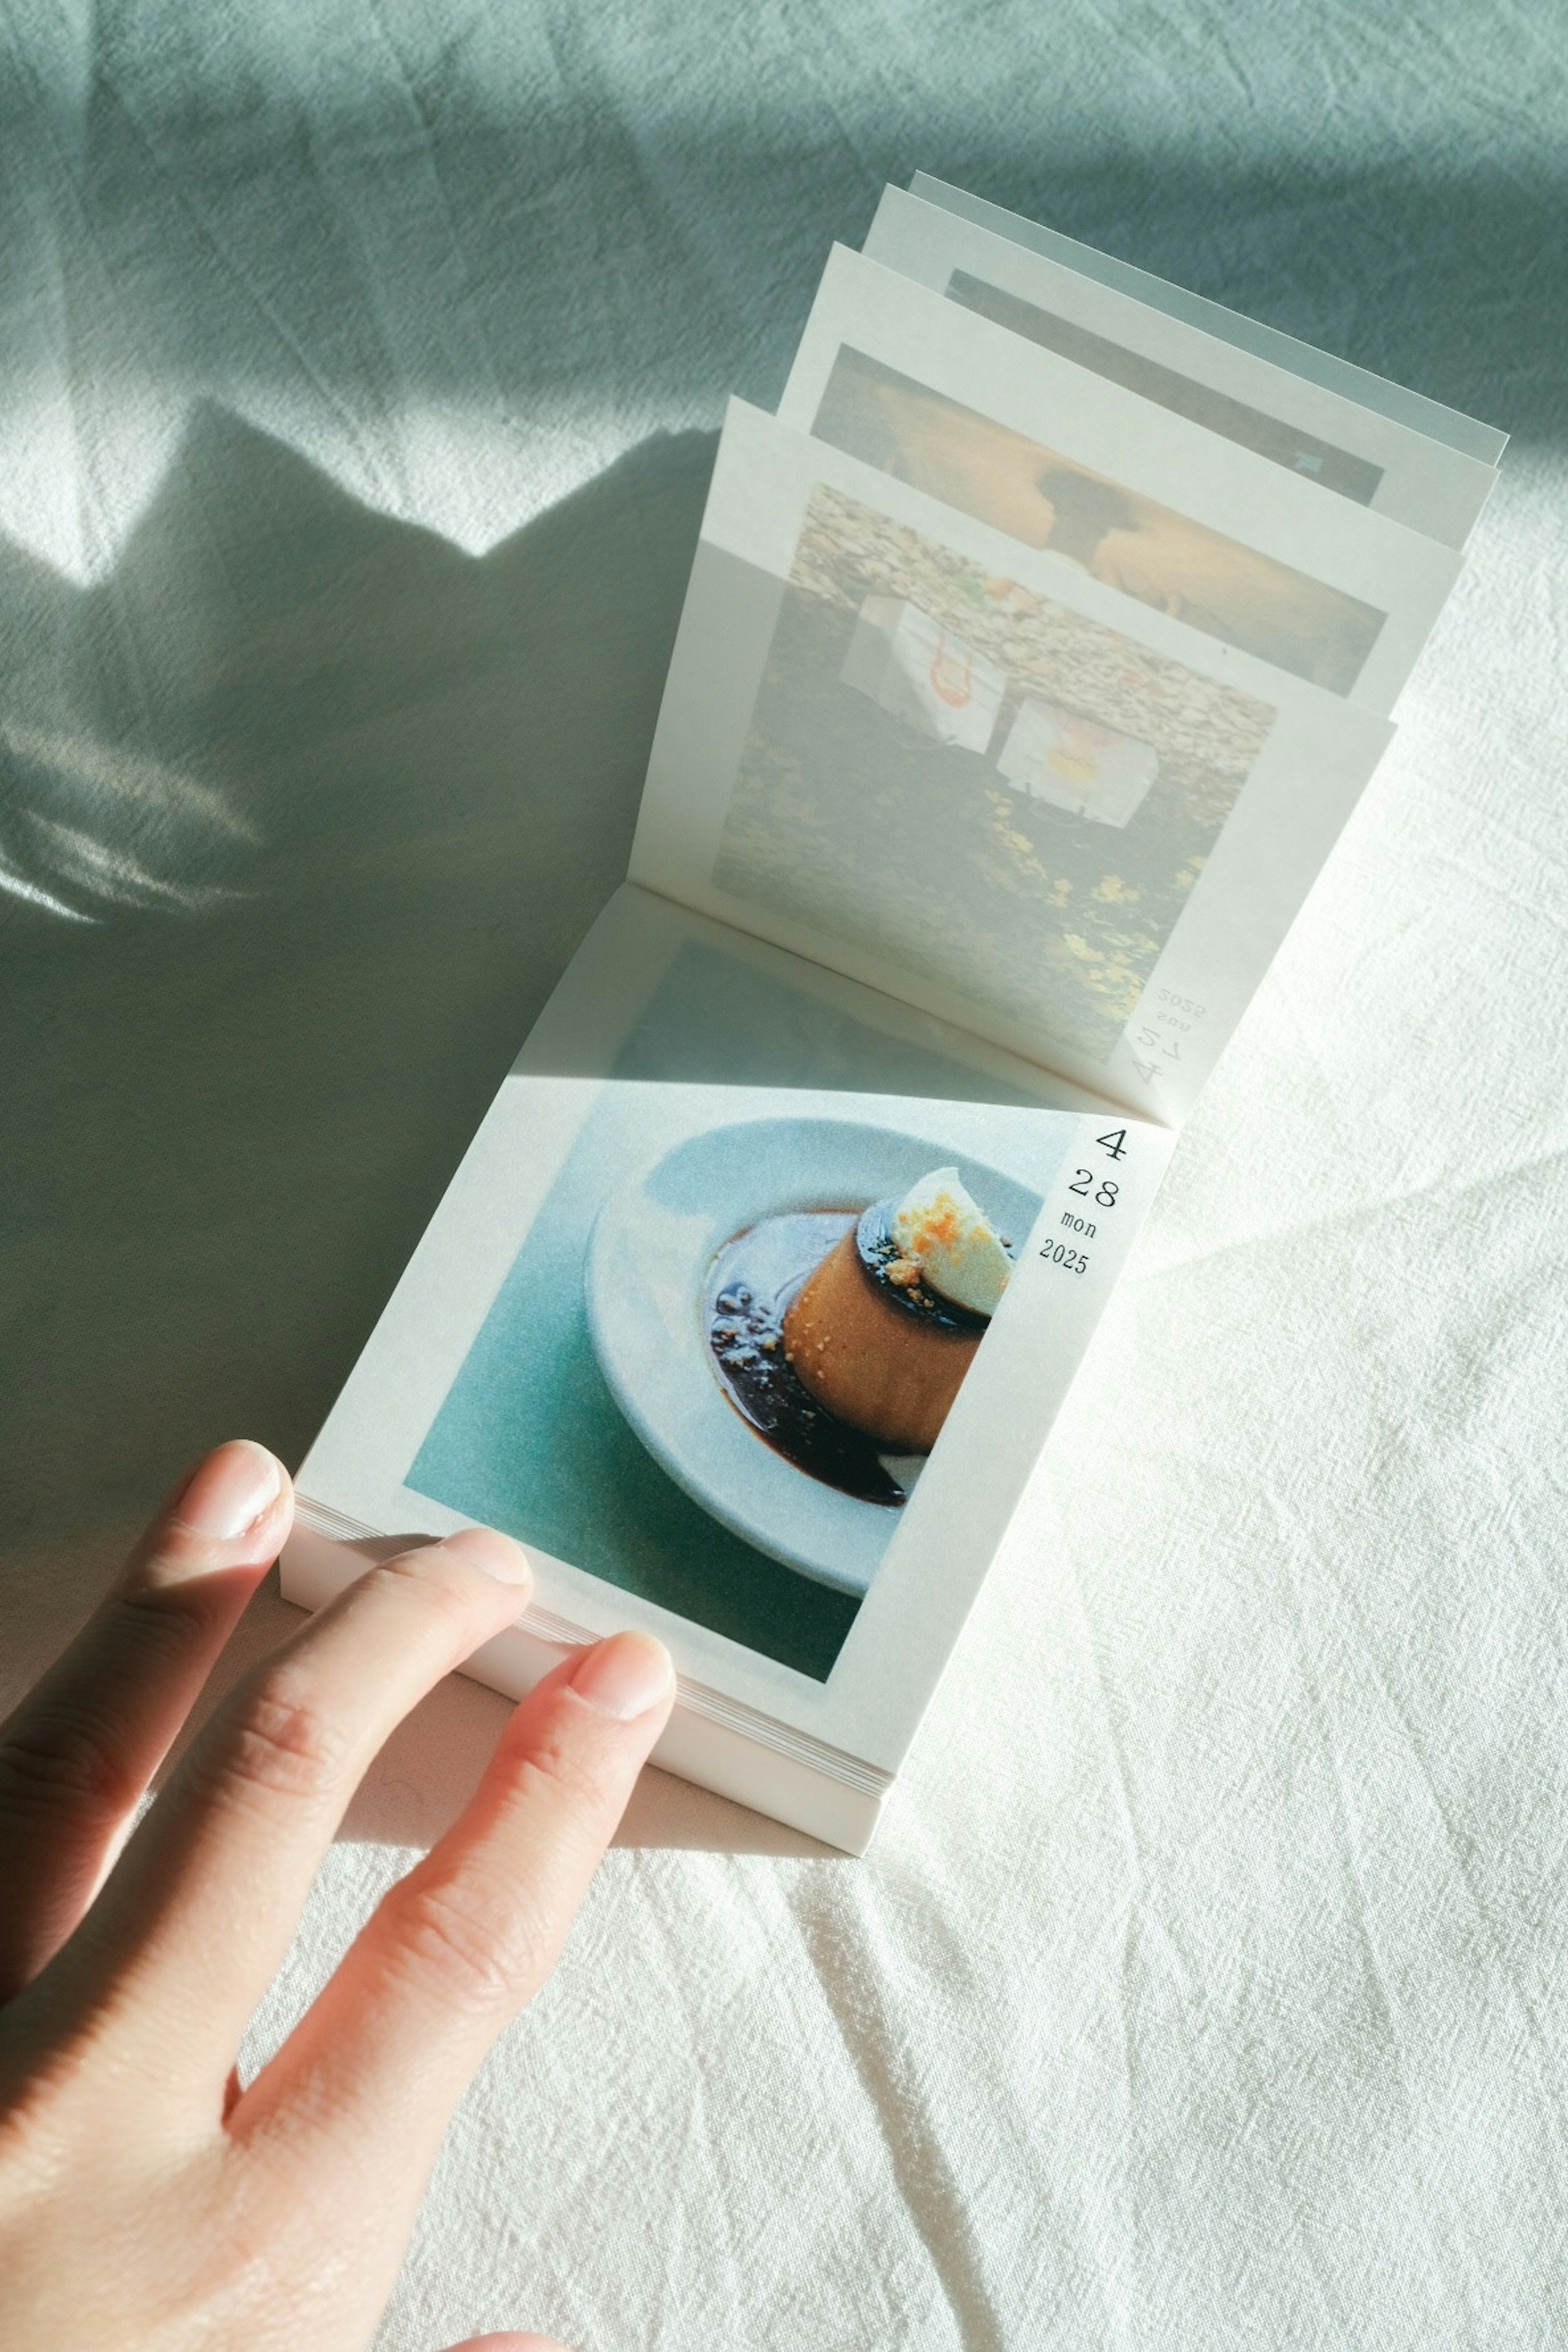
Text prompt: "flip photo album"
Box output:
[[281, 178, 1503, 1852]]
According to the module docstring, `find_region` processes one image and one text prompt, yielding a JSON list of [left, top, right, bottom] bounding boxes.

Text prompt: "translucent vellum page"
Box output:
[[909, 174, 1509, 466], [292, 882, 1170, 1777], [777, 246, 1461, 715], [864, 185, 1498, 548], [515, 884, 1127, 1116], [629, 400, 1392, 1127]]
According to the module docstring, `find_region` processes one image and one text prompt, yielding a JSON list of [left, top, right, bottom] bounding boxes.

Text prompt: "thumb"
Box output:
[[446, 2337, 572, 2350]]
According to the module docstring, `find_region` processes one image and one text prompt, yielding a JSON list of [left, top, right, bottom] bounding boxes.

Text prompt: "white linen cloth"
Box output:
[[2, 1, 1565, 2343]]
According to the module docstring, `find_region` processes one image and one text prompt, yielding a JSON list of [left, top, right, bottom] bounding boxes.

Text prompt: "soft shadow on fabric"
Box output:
[[2, 71, 1559, 445], [0, 412, 716, 1552]]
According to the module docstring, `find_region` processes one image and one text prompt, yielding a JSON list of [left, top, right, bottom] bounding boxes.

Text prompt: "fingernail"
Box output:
[[177, 1440, 283, 1540], [443, 1524, 533, 1587], [569, 1630, 674, 1721]]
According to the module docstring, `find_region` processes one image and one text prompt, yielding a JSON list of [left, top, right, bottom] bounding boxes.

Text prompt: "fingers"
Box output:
[[26, 1524, 535, 2096], [0, 1441, 291, 2003], [446, 2338, 570, 2351], [236, 1632, 673, 2181]]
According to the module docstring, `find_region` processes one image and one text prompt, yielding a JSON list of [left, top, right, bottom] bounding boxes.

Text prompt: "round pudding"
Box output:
[[782, 1169, 1011, 1454]]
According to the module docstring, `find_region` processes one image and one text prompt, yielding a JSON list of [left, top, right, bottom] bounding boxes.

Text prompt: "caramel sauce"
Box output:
[[705, 1210, 907, 1507]]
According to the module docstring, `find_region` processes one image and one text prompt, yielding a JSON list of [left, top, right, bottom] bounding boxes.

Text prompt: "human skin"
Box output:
[[0, 1439, 676, 2352]]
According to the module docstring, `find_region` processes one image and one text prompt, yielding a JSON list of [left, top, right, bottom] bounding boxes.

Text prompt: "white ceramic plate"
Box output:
[[585, 1116, 1040, 1595]]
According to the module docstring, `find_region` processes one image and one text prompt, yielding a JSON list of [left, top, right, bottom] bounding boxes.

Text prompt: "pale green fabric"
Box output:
[[2, 3, 1566, 2345]]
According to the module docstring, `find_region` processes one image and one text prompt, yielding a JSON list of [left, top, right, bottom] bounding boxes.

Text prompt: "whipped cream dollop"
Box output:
[[889, 1167, 1012, 1318]]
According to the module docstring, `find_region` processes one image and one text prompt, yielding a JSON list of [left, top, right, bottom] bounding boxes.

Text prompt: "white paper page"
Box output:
[[521, 884, 1126, 1116], [293, 883, 1170, 1779], [864, 185, 1496, 548], [630, 399, 1392, 1125], [778, 246, 1459, 717], [910, 174, 1508, 468]]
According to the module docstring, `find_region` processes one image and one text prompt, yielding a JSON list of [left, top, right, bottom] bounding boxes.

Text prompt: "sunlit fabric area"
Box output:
[[2, 2, 1565, 2343]]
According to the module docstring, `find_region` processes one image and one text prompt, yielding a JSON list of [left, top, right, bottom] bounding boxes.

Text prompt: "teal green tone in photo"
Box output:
[[407, 1092, 861, 1679], [409, 943, 1060, 1676]]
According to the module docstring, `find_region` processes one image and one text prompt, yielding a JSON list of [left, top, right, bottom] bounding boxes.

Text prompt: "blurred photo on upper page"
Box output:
[[777, 246, 1461, 717], [897, 176, 1506, 520], [630, 401, 1393, 1126]]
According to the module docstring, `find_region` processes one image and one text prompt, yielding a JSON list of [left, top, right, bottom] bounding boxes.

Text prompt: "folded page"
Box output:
[[909, 174, 1507, 469], [863, 185, 1496, 549], [630, 400, 1393, 1123], [520, 882, 1124, 1116], [779, 246, 1460, 716], [289, 883, 1170, 1800]]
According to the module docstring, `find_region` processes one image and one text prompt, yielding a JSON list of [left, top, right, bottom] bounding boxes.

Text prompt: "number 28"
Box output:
[[1069, 1170, 1119, 1208]]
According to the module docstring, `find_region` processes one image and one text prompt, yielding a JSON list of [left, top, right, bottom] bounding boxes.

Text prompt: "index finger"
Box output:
[[0, 1441, 291, 2002], [24, 1525, 535, 2095], [234, 1630, 674, 2181]]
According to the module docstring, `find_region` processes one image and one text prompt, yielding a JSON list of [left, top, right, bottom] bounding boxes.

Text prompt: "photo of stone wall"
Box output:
[[713, 483, 1277, 1062]]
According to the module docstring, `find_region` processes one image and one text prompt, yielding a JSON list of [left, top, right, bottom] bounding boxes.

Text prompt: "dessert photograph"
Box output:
[[584, 1111, 1043, 1604], [706, 1164, 1014, 1506], [405, 1062, 1064, 1680]]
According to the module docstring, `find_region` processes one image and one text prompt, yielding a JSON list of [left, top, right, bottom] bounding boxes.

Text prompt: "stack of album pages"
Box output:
[[281, 177, 1506, 1853]]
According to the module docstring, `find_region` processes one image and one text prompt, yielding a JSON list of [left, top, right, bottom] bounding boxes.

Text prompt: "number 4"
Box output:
[[1096, 1129, 1128, 1160]]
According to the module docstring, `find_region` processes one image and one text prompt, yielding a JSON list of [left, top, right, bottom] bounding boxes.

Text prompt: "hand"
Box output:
[[0, 1439, 675, 2352]]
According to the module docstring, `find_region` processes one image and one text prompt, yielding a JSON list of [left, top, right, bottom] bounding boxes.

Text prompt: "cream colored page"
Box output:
[[518, 884, 1127, 1118], [909, 173, 1507, 466], [630, 401, 1392, 1127], [292, 882, 1172, 1771], [777, 245, 1459, 717], [863, 185, 1496, 548]]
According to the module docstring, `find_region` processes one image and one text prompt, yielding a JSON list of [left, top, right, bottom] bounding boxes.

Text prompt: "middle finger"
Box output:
[[22, 1525, 533, 2104], [0, 1441, 291, 2004]]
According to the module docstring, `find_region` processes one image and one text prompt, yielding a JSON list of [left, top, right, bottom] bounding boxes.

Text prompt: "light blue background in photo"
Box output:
[[610, 941, 1039, 1101], [408, 944, 1071, 1677]]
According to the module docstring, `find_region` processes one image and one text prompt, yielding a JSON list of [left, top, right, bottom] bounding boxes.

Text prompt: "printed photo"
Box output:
[[712, 482, 1278, 1061], [862, 183, 1498, 548], [810, 346, 1386, 693], [407, 950, 1073, 1679], [944, 268, 1385, 505]]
